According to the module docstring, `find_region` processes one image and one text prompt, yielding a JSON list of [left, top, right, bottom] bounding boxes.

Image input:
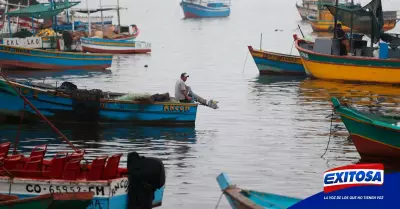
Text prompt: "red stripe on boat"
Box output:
[[351, 134, 400, 158], [184, 12, 201, 18]]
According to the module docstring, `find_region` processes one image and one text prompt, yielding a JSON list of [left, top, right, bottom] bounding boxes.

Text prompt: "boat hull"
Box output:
[[296, 5, 317, 20], [0, 177, 164, 209], [309, 19, 397, 33], [0, 45, 113, 70], [332, 98, 400, 159], [248, 46, 305, 75], [295, 39, 400, 84], [81, 38, 151, 54], [0, 79, 197, 126], [181, 1, 230, 18], [216, 173, 301, 209], [0, 193, 93, 209]]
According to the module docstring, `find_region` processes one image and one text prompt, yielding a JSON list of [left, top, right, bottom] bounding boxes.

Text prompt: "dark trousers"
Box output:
[[179, 99, 191, 103]]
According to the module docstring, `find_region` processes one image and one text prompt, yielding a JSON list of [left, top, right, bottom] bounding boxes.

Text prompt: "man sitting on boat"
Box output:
[[335, 23, 351, 56], [175, 73, 192, 103], [174, 73, 219, 109]]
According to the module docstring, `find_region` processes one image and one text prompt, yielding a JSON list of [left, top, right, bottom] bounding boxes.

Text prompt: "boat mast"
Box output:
[[99, 0, 104, 31], [85, 0, 91, 36], [16, 3, 20, 32], [333, 0, 339, 39], [349, 0, 354, 54], [117, 0, 121, 33]]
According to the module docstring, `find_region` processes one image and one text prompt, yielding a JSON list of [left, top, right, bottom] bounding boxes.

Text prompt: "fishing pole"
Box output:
[[0, 72, 78, 152]]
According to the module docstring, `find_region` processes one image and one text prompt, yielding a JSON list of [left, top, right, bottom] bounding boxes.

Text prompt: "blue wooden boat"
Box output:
[[216, 173, 302, 209], [0, 74, 166, 209], [0, 79, 198, 126], [0, 45, 113, 70], [80, 37, 151, 54], [248, 46, 306, 76], [180, 0, 230, 18]]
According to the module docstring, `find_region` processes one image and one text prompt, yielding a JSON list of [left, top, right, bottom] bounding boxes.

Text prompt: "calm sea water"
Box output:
[[1, 0, 400, 208]]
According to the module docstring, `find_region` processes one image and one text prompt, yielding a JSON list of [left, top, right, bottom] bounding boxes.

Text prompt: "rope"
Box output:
[[0, 161, 15, 195], [13, 102, 26, 155], [214, 192, 224, 209], [321, 109, 335, 158], [290, 40, 295, 55], [242, 51, 249, 74]]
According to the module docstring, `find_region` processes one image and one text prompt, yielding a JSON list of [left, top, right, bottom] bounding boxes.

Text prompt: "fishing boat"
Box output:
[[307, 10, 398, 33], [216, 173, 302, 209], [0, 192, 93, 209], [247, 46, 305, 76], [0, 73, 166, 209], [331, 97, 400, 159], [295, 0, 329, 20], [0, 78, 197, 125], [294, 0, 400, 84], [309, 19, 398, 33], [180, 0, 231, 18], [80, 37, 151, 54], [294, 35, 400, 83], [0, 44, 113, 70], [67, 8, 140, 41], [298, 0, 399, 33], [0, 146, 165, 209]]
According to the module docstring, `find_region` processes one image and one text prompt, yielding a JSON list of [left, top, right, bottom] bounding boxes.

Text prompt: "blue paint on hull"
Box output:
[[81, 37, 136, 45], [7, 187, 164, 209], [0, 45, 113, 70], [0, 80, 197, 125], [216, 172, 301, 209], [180, 1, 230, 18], [252, 57, 305, 75]]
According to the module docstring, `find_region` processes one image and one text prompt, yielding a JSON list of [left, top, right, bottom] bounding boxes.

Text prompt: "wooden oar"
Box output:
[[0, 72, 78, 152]]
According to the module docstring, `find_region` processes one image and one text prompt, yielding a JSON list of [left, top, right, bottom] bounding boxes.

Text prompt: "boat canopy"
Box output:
[[325, 0, 384, 43], [5, 1, 80, 18]]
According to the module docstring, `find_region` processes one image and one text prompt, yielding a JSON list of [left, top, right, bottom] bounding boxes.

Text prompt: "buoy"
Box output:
[[144, 65, 148, 68]]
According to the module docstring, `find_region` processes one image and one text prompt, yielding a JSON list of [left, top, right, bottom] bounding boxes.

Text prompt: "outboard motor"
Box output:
[[127, 152, 166, 209]]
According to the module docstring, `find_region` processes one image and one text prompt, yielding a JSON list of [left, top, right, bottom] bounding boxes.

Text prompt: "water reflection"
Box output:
[[297, 78, 400, 166], [298, 78, 400, 114], [0, 122, 196, 165], [253, 75, 306, 85], [1, 68, 112, 80]]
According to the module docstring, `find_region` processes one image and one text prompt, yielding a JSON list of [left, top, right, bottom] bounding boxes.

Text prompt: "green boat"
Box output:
[[0, 192, 93, 209], [331, 97, 400, 159]]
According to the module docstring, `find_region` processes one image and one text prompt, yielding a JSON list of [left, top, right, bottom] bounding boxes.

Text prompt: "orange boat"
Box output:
[[308, 7, 399, 33]]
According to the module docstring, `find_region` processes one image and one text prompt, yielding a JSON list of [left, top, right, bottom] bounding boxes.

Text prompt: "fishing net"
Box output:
[[115, 93, 176, 103], [115, 93, 153, 101], [12, 30, 33, 38], [325, 0, 384, 43]]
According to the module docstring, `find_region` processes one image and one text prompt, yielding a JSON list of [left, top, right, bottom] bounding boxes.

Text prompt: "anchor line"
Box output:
[[321, 109, 334, 158], [214, 192, 224, 209], [290, 40, 295, 55], [242, 51, 249, 74]]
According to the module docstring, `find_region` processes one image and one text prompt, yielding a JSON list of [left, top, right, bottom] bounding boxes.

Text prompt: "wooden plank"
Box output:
[[224, 187, 264, 209]]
